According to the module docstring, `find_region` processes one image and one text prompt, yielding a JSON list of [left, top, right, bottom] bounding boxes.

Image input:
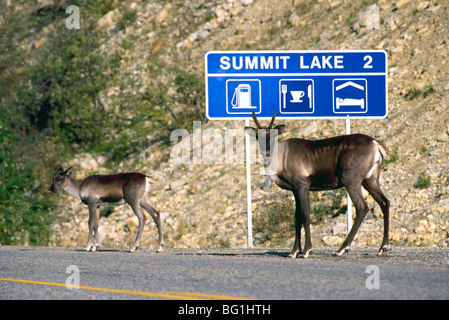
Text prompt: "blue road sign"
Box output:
[[205, 50, 388, 119]]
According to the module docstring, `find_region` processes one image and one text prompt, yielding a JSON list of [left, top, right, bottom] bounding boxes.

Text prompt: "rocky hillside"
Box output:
[[34, 0, 449, 250]]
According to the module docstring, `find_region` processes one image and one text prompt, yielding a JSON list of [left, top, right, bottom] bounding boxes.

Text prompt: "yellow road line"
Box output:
[[161, 291, 254, 300], [0, 278, 252, 300]]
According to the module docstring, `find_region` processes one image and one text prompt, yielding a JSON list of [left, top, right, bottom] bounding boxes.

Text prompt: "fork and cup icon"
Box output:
[[281, 82, 312, 110]]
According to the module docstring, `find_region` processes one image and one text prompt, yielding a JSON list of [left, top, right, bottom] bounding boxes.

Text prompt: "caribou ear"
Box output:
[[274, 124, 286, 135], [244, 126, 257, 137], [63, 167, 73, 176]]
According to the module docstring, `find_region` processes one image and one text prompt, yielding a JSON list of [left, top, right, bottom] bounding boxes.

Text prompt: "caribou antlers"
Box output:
[[251, 111, 278, 129]]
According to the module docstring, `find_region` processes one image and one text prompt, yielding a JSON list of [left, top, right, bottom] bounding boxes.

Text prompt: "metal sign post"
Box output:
[[346, 117, 353, 232], [245, 118, 253, 248]]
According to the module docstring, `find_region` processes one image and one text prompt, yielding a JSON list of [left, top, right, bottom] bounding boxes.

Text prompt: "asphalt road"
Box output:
[[1, 246, 448, 301]]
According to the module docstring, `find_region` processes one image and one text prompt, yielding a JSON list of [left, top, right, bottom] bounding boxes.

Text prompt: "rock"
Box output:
[[437, 132, 449, 142], [127, 216, 139, 229], [152, 38, 164, 53], [438, 205, 449, 214], [392, 46, 404, 53], [322, 235, 343, 246], [230, 2, 244, 16], [240, 0, 253, 6], [34, 37, 46, 49], [37, 0, 55, 9], [98, 10, 118, 29], [302, 123, 318, 138], [359, 4, 380, 30], [328, 0, 342, 8], [288, 12, 301, 28], [429, 5, 442, 13], [332, 223, 347, 236], [169, 178, 188, 190], [197, 30, 210, 41], [215, 7, 228, 21], [422, 234, 436, 246], [417, 1, 430, 11], [197, 29, 210, 41], [155, 3, 172, 23], [396, 0, 412, 8]]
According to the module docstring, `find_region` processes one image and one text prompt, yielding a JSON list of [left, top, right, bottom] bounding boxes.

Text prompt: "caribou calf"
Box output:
[[49, 167, 164, 253], [245, 112, 390, 258]]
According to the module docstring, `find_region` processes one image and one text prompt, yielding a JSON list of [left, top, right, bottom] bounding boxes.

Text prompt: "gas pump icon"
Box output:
[[231, 84, 252, 109], [226, 79, 261, 114]]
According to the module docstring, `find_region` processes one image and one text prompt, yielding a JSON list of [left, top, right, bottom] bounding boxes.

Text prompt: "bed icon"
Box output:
[[332, 79, 368, 114], [336, 97, 364, 109]]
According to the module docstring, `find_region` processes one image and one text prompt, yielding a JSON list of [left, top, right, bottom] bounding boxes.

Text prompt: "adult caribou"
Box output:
[[245, 111, 390, 258], [49, 167, 164, 253]]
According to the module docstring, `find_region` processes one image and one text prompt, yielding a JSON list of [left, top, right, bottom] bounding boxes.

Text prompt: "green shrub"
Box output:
[[116, 7, 138, 31], [0, 1, 124, 245], [384, 147, 399, 164], [414, 171, 430, 189], [0, 1, 210, 245], [0, 116, 54, 245], [404, 87, 421, 101], [423, 85, 435, 98], [172, 68, 206, 129], [19, 17, 121, 145]]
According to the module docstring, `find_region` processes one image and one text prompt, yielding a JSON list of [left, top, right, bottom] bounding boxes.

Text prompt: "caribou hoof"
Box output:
[[377, 244, 391, 256], [299, 249, 311, 259], [335, 247, 350, 257], [85, 243, 99, 251]]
